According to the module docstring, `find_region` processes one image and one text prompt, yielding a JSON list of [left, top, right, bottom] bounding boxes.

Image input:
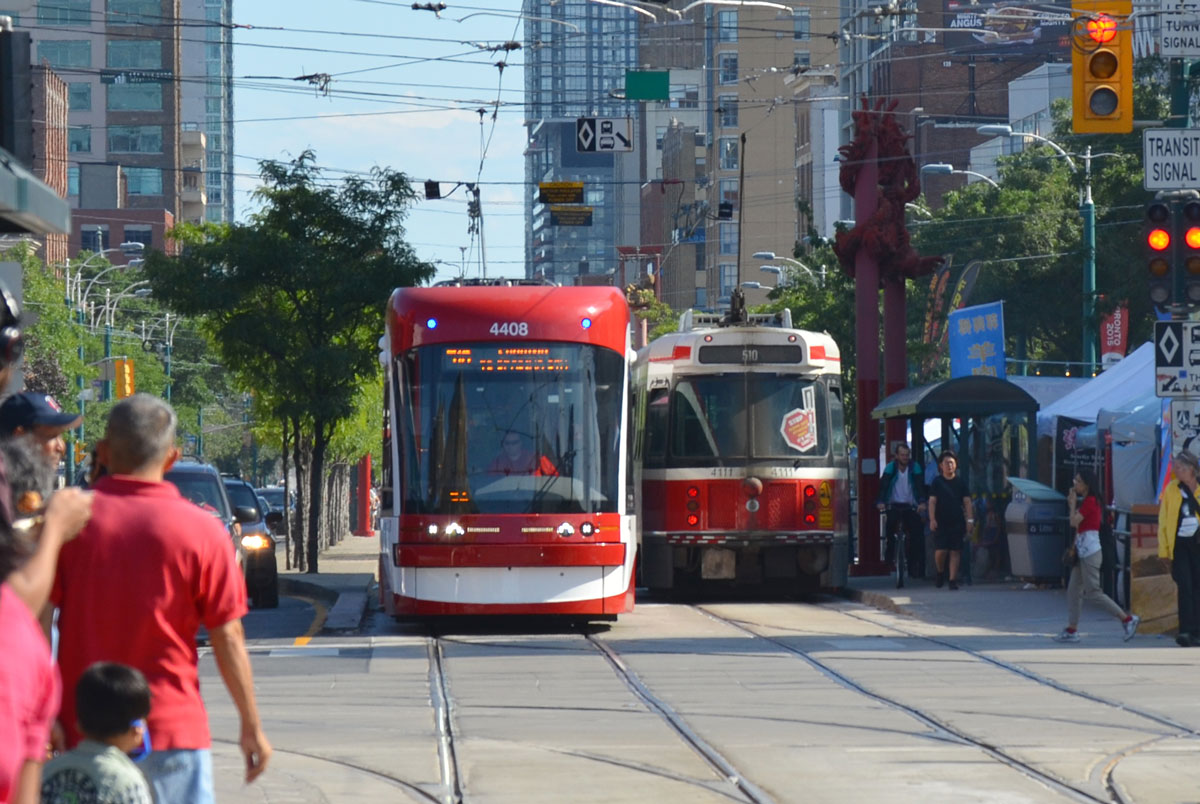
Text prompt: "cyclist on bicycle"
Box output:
[[876, 443, 927, 578]]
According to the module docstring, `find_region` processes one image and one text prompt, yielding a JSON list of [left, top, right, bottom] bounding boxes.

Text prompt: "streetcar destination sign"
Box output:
[[1143, 128, 1200, 189]]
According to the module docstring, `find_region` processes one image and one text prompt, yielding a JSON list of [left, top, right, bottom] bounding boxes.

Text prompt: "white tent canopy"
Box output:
[[1036, 341, 1154, 437]]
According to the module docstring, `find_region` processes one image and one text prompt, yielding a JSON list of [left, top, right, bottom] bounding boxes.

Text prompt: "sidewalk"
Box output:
[[277, 531, 378, 632], [845, 572, 1172, 641]]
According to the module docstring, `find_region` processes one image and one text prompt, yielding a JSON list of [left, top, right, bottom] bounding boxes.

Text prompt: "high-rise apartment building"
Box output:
[[701, 3, 838, 308], [13, 0, 193, 254], [180, 0, 231, 223], [523, 0, 638, 284]]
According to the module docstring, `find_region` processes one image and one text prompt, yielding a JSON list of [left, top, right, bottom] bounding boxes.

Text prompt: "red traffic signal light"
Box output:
[[1181, 200, 1200, 305], [1086, 13, 1117, 43], [1071, 0, 1132, 133], [1147, 200, 1174, 307], [1149, 228, 1171, 251]]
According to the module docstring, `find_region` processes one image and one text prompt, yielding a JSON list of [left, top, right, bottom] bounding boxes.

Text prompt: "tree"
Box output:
[[143, 152, 434, 572]]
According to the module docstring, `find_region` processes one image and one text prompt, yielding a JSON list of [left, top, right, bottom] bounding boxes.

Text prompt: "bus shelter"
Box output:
[[872, 376, 1040, 579]]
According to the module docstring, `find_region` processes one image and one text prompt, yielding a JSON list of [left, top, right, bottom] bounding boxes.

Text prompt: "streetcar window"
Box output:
[[665, 374, 829, 465], [644, 389, 669, 467], [828, 383, 848, 457], [396, 342, 624, 515]]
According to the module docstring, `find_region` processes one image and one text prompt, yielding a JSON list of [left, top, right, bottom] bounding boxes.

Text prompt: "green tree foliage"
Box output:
[[142, 151, 433, 571], [910, 97, 1155, 376], [754, 241, 858, 422], [2, 244, 89, 400]]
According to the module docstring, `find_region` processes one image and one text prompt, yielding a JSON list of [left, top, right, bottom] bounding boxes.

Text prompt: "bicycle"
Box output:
[[882, 504, 920, 589]]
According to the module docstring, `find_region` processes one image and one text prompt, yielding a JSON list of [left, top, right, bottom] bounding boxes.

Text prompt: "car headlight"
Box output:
[[241, 534, 270, 551]]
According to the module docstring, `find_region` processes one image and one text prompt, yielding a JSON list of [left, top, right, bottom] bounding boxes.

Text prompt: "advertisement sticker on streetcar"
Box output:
[[817, 481, 834, 529], [780, 387, 818, 452]]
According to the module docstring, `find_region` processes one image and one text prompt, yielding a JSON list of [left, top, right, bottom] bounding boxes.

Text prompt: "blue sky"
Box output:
[[231, 1, 528, 283]]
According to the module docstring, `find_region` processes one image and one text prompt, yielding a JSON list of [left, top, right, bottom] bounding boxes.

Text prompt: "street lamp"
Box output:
[[140, 313, 183, 403], [920, 163, 1000, 189], [976, 124, 1117, 373], [976, 125, 1076, 171], [96, 282, 151, 401], [61, 242, 146, 443], [741, 281, 774, 290], [752, 251, 825, 286]]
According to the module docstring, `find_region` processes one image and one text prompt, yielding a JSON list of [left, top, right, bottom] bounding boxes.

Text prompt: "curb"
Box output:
[[278, 575, 372, 633], [323, 592, 369, 633], [277, 576, 338, 608], [842, 585, 915, 617]]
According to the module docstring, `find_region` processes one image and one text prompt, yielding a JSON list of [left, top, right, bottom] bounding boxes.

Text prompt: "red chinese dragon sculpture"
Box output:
[[833, 97, 942, 281]]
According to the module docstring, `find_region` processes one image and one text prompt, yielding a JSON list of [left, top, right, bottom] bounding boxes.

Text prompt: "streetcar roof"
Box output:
[[637, 325, 840, 375], [387, 284, 630, 355]]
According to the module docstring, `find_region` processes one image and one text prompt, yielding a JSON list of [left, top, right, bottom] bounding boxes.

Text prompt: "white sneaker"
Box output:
[[1053, 629, 1081, 643], [1123, 614, 1141, 642]]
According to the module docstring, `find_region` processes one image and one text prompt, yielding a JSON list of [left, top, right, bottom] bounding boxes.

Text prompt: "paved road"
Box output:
[[200, 587, 1200, 803]]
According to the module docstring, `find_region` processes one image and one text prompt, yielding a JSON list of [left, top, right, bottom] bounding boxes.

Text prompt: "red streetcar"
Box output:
[[379, 281, 636, 618], [634, 304, 851, 594]]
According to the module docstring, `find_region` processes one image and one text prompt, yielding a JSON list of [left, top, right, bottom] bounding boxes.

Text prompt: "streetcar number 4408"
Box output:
[[490, 322, 529, 336]]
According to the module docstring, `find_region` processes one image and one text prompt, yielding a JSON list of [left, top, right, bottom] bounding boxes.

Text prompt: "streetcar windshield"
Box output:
[[667, 374, 830, 463], [396, 342, 624, 514]]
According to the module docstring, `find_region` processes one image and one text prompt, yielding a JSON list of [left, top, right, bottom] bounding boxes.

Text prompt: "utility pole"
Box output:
[[735, 132, 747, 287], [1081, 146, 1097, 375], [467, 185, 487, 279]]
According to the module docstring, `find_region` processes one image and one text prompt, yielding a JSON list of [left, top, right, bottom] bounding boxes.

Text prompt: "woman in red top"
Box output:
[[1053, 469, 1139, 643]]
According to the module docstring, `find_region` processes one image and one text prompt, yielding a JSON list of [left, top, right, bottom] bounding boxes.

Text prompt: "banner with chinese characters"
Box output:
[[948, 301, 1006, 379]]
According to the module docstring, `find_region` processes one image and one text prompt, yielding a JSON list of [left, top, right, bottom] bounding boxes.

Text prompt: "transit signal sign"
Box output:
[[1143, 129, 1200, 190]]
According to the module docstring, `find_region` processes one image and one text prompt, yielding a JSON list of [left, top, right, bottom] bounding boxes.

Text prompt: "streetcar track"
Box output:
[[837, 606, 1200, 737], [427, 636, 465, 804], [210, 737, 441, 803], [694, 605, 1114, 804], [584, 631, 778, 804], [426, 625, 772, 802], [831, 605, 1200, 803]]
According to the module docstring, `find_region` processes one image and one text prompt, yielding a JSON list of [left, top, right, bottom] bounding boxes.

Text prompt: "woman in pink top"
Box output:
[[1053, 469, 1139, 644], [0, 487, 92, 804]]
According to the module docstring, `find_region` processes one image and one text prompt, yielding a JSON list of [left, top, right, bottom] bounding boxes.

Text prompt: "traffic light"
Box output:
[[1181, 200, 1200, 305], [1071, 0, 1132, 134], [1146, 200, 1173, 308], [114, 358, 135, 399], [73, 441, 86, 467]]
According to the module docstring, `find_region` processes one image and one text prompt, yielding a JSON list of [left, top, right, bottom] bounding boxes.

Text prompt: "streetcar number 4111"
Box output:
[[490, 322, 529, 336]]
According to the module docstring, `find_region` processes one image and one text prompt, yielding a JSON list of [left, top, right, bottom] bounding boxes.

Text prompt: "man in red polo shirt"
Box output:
[[52, 394, 271, 802]]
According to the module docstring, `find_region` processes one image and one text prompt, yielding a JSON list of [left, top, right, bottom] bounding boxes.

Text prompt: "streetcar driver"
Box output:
[[487, 431, 558, 477]]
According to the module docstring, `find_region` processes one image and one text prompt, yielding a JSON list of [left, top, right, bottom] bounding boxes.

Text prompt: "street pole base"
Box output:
[[850, 560, 892, 577]]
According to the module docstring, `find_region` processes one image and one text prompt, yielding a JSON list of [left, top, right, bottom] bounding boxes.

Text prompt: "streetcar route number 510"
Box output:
[[491, 322, 528, 336]]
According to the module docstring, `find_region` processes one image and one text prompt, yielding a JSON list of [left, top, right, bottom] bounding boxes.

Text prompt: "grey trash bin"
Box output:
[[1006, 478, 1069, 580]]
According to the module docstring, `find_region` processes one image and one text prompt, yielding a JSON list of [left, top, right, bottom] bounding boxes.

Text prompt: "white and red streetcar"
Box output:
[[634, 306, 851, 593], [379, 281, 636, 618]]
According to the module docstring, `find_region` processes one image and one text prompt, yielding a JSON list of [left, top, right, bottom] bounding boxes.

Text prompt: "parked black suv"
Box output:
[[222, 474, 280, 609]]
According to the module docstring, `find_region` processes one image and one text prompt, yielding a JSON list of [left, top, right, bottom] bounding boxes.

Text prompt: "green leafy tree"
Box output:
[[2, 244, 91, 400], [143, 151, 434, 572]]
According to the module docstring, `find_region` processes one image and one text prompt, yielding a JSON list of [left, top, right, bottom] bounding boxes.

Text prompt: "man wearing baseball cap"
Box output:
[[0, 392, 83, 469]]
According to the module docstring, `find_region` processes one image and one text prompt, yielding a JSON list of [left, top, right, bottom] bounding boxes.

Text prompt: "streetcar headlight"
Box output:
[[444, 522, 464, 538], [241, 534, 269, 551], [557, 522, 575, 537], [579, 522, 595, 536], [427, 523, 439, 536]]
